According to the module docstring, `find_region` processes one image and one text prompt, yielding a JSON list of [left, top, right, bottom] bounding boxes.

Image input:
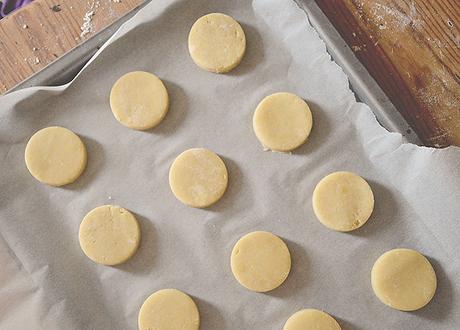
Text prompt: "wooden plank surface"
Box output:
[[316, 0, 460, 147], [1, 0, 459, 146], [0, 0, 143, 93]]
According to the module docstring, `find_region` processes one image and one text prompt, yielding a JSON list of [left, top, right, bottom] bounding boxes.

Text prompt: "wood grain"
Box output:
[[316, 0, 460, 147], [0, 0, 143, 93]]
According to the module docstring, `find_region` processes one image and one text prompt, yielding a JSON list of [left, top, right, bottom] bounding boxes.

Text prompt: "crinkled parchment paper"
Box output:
[[1, 0, 459, 329]]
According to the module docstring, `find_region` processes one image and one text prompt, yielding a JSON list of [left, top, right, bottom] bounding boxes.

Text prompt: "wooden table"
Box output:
[[0, 0, 143, 90], [317, 0, 460, 147], [0, 0, 459, 147]]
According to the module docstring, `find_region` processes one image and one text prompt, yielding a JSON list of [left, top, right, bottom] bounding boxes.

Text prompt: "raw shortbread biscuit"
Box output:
[[138, 289, 200, 330], [312, 171, 374, 232], [231, 231, 291, 292], [371, 248, 437, 311], [188, 13, 246, 73], [79, 205, 141, 266], [110, 71, 169, 130], [253, 92, 313, 152], [283, 309, 341, 330], [169, 148, 228, 208], [25, 126, 87, 186]]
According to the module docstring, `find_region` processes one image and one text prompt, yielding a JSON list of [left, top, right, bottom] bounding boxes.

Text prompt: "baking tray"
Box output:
[[8, 0, 420, 145], [2, 1, 458, 328]]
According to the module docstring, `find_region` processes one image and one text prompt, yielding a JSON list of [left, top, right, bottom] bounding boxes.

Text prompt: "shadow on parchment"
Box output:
[[227, 23, 265, 77], [414, 257, 453, 322], [206, 156, 250, 213], [116, 213, 156, 275], [63, 136, 105, 191], [349, 180, 401, 239], [146, 80, 188, 137], [334, 315, 365, 330], [193, 296, 227, 330], [264, 238, 310, 299], [292, 101, 331, 157]]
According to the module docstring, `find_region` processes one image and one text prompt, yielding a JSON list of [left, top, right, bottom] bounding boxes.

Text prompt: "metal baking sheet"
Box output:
[[8, 0, 419, 145], [1, 0, 459, 329]]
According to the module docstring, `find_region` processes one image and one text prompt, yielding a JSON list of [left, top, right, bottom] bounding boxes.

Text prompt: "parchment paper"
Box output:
[[1, 0, 459, 329]]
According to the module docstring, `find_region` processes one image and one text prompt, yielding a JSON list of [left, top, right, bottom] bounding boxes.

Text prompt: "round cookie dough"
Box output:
[[283, 309, 341, 330], [371, 248, 437, 311], [138, 289, 200, 330], [231, 231, 291, 292], [169, 148, 228, 208], [79, 205, 141, 266], [188, 13, 246, 73], [253, 92, 313, 152], [110, 71, 169, 130], [312, 171, 374, 232], [25, 126, 87, 186]]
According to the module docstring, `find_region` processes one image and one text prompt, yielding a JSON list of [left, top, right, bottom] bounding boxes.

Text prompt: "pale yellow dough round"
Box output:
[[312, 171, 374, 232], [138, 289, 200, 330], [283, 309, 341, 330], [371, 248, 437, 311], [110, 71, 169, 130], [231, 231, 291, 292], [188, 13, 246, 73], [253, 92, 313, 152], [25, 126, 87, 186], [79, 205, 141, 266], [169, 148, 228, 208]]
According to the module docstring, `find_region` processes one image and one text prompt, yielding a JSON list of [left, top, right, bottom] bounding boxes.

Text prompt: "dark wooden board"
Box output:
[[316, 0, 460, 147]]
